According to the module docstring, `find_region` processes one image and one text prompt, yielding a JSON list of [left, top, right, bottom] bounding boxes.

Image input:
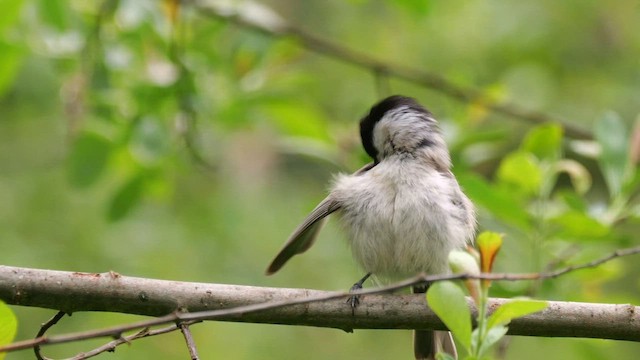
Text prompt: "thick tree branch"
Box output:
[[1, 264, 639, 352], [189, 0, 592, 140]]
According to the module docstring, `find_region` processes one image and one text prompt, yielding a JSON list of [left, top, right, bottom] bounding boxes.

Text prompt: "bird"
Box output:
[[266, 95, 476, 360]]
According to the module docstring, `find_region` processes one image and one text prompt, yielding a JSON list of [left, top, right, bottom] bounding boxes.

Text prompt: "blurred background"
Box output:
[[1, 0, 639, 359]]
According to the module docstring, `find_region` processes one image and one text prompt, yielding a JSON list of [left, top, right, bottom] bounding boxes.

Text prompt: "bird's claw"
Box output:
[[347, 273, 371, 314], [347, 282, 363, 313]]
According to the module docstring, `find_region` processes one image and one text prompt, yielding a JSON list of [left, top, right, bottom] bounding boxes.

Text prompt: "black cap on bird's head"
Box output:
[[359, 95, 434, 162]]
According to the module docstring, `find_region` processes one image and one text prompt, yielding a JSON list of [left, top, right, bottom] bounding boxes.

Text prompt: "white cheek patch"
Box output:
[[372, 107, 435, 158], [372, 119, 389, 156]]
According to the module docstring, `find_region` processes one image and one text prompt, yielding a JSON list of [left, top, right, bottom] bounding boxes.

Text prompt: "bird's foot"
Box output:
[[347, 273, 371, 314]]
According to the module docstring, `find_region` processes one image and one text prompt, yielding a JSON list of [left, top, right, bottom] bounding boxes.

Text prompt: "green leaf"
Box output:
[[0, 0, 24, 31], [551, 211, 610, 240], [0, 41, 23, 97], [594, 111, 630, 197], [621, 167, 640, 198], [435, 352, 457, 360], [486, 299, 547, 330], [557, 190, 588, 212], [427, 281, 472, 352], [392, 0, 433, 16], [0, 300, 17, 360], [496, 151, 542, 195], [522, 123, 563, 160], [475, 325, 508, 358], [37, 0, 69, 30], [457, 173, 531, 230], [67, 132, 112, 189], [107, 174, 146, 221]]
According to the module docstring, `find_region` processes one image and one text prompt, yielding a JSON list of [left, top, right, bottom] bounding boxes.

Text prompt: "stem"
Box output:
[[473, 283, 491, 357]]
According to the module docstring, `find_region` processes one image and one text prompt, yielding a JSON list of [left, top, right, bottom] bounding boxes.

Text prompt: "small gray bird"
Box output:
[[266, 95, 476, 360]]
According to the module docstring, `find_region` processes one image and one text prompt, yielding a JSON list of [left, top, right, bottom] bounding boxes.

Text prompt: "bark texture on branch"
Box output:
[[0, 265, 637, 341]]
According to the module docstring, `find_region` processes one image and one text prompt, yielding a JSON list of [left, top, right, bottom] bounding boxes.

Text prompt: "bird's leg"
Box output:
[[347, 272, 372, 312], [412, 281, 431, 294]]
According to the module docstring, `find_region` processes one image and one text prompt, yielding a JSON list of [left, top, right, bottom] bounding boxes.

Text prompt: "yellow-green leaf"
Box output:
[[427, 281, 472, 352], [551, 211, 610, 240], [497, 151, 542, 195], [522, 123, 563, 160], [0, 300, 17, 360], [457, 173, 531, 230], [486, 299, 547, 330], [595, 111, 630, 197]]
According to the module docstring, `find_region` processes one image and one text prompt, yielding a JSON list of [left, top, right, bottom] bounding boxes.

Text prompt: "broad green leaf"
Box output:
[[67, 132, 112, 189], [557, 190, 588, 212], [457, 173, 531, 230], [486, 299, 547, 330], [37, 0, 68, 30], [392, 0, 432, 16], [0, 41, 23, 97], [0, 0, 24, 31], [621, 167, 640, 198], [475, 325, 509, 358], [107, 174, 146, 221], [496, 151, 542, 195], [551, 211, 610, 240], [0, 300, 17, 360], [594, 112, 629, 197], [427, 281, 472, 352], [522, 123, 563, 160]]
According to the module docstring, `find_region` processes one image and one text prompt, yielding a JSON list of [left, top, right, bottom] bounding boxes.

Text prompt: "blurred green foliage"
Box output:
[[0, 301, 17, 360], [1, 0, 639, 359]]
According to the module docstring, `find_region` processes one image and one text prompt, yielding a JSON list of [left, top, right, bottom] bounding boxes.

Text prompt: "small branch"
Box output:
[[545, 246, 640, 278], [0, 245, 637, 355], [179, 323, 200, 360], [34, 311, 67, 360], [69, 325, 181, 360], [1, 245, 639, 353], [189, 0, 592, 140]]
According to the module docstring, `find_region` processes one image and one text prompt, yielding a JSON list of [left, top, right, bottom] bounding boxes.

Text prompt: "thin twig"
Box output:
[[544, 246, 640, 278], [168, 10, 218, 173], [179, 323, 200, 360], [190, 0, 592, 140], [34, 311, 67, 360], [69, 325, 184, 360]]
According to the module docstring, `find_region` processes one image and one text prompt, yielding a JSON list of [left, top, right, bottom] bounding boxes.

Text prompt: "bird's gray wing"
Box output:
[[265, 162, 375, 275], [265, 195, 341, 275]]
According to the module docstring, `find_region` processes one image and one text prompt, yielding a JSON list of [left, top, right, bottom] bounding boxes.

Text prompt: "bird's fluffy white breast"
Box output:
[[330, 159, 473, 280]]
